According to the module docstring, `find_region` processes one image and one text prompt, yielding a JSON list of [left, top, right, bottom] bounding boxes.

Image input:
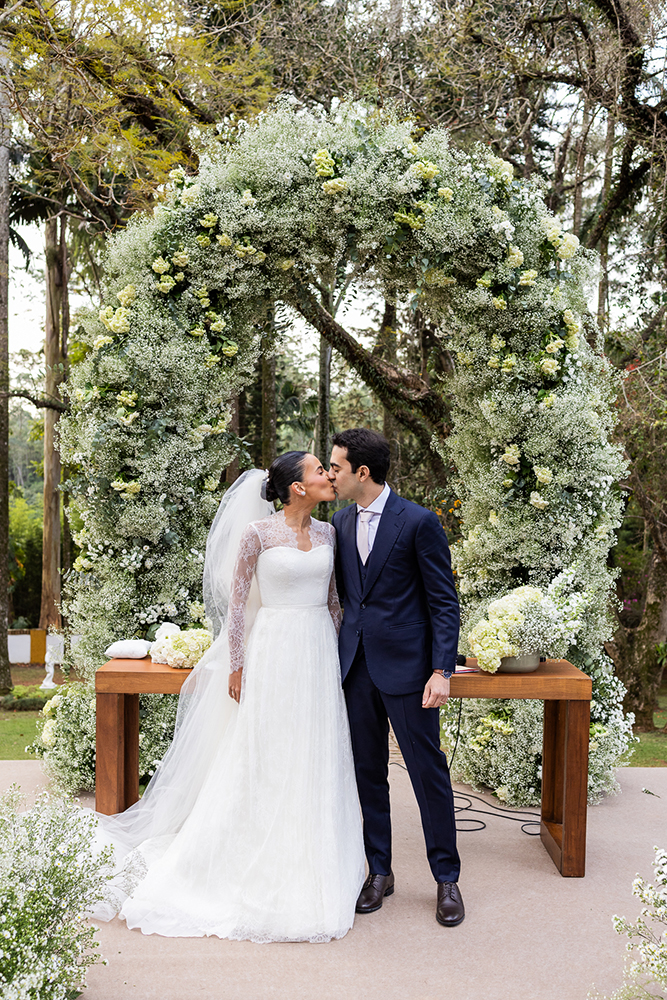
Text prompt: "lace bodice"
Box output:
[[228, 512, 342, 672]]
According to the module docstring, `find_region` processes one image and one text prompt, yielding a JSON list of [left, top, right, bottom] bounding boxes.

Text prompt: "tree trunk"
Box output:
[[39, 215, 67, 630], [261, 316, 277, 470], [377, 301, 400, 483], [597, 116, 615, 329], [573, 101, 591, 236], [605, 552, 667, 729], [315, 335, 332, 520], [0, 35, 12, 693]]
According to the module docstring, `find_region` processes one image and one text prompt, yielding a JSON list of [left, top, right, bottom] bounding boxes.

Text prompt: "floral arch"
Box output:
[[54, 102, 631, 801]]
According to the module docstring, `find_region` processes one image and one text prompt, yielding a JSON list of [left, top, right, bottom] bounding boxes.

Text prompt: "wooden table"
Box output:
[[95, 657, 592, 877]]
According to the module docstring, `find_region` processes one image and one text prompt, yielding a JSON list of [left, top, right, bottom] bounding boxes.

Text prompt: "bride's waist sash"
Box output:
[[258, 602, 328, 611]]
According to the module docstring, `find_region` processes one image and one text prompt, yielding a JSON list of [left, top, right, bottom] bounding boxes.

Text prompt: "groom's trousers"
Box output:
[[344, 649, 460, 884]]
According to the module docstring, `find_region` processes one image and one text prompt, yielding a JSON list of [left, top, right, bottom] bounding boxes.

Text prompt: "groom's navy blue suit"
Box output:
[[332, 489, 461, 884]]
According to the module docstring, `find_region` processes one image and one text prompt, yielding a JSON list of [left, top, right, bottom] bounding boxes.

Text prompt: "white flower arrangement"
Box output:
[[54, 99, 630, 802], [150, 626, 212, 669], [0, 787, 112, 1000]]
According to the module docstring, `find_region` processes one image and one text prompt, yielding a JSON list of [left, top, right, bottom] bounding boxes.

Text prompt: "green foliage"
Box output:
[[28, 684, 179, 793], [9, 494, 43, 630], [0, 686, 58, 712], [0, 786, 111, 1000]]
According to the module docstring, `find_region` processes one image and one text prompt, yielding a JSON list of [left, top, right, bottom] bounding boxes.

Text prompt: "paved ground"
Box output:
[[3, 760, 665, 1000]]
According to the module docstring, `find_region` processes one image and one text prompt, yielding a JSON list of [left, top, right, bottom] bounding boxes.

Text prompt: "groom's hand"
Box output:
[[422, 672, 450, 709]]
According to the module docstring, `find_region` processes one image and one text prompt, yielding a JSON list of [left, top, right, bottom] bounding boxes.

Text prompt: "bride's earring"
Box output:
[[296, 487, 306, 496]]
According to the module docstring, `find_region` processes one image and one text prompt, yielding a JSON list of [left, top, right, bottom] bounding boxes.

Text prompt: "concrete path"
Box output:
[[3, 761, 665, 1000]]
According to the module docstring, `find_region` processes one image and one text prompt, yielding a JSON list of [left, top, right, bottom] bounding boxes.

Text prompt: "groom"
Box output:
[[329, 428, 464, 926]]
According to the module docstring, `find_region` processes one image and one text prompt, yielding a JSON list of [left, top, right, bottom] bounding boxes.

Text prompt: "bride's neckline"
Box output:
[[277, 508, 314, 552]]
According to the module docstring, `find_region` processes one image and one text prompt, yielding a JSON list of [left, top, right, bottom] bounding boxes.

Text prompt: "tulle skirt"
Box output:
[[114, 605, 365, 942]]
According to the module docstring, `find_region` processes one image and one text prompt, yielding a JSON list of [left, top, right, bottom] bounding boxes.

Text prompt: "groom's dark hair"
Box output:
[[332, 428, 390, 484]]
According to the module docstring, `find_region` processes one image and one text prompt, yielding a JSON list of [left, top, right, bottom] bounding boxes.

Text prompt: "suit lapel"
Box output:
[[361, 490, 406, 599], [339, 502, 363, 598]]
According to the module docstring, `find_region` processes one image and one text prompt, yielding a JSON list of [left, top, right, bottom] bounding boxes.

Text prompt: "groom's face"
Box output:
[[328, 445, 364, 502]]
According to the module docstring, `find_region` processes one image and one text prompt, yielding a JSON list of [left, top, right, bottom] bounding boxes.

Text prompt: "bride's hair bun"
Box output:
[[264, 478, 279, 503], [265, 451, 308, 505]]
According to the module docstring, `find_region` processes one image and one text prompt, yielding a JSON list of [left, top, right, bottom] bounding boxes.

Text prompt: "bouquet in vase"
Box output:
[[467, 581, 585, 674]]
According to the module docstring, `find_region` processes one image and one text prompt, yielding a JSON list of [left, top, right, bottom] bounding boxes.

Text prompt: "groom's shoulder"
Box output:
[[331, 503, 354, 527], [391, 491, 436, 523]]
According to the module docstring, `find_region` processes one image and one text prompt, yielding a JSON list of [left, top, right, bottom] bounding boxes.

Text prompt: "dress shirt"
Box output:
[[356, 482, 391, 557]]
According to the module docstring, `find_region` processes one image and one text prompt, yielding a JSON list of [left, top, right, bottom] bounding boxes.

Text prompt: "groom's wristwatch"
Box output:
[[433, 669, 452, 679]]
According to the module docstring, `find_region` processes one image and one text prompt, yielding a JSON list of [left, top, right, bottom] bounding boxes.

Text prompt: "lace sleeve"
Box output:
[[323, 522, 342, 635], [227, 523, 262, 673], [328, 568, 342, 635]]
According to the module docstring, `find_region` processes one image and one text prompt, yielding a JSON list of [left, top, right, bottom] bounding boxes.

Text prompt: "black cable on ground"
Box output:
[[390, 761, 541, 836], [390, 692, 541, 836]]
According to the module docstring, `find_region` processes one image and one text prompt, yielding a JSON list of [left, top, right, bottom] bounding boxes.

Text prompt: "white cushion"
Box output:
[[105, 639, 152, 659]]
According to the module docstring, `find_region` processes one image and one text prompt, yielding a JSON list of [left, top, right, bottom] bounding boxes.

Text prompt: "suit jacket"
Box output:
[[332, 489, 460, 696]]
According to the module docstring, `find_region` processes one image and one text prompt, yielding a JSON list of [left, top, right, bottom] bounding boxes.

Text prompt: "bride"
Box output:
[[93, 452, 365, 943]]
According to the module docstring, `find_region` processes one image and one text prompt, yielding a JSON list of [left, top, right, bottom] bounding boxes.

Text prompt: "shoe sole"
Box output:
[[355, 884, 395, 914], [436, 911, 465, 927]]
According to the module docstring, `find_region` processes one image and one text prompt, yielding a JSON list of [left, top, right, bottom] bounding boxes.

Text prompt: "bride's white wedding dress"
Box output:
[[93, 484, 364, 944]]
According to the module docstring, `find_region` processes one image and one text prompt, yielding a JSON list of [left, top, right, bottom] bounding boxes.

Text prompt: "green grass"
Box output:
[[628, 681, 667, 767], [0, 711, 40, 760], [630, 730, 667, 767]]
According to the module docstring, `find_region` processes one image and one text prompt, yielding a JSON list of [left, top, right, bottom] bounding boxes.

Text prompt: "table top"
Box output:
[[96, 657, 591, 700]]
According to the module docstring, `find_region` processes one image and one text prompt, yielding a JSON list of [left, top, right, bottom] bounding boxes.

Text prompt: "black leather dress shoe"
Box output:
[[356, 872, 395, 913], [436, 882, 465, 926]]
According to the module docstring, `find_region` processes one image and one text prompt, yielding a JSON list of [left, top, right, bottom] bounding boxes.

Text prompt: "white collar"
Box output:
[[357, 482, 391, 515]]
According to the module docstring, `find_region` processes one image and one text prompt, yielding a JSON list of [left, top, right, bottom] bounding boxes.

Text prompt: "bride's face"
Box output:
[[293, 453, 336, 505]]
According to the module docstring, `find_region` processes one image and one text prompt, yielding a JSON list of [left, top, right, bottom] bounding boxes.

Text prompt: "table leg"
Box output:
[[95, 692, 140, 815], [540, 699, 590, 877]]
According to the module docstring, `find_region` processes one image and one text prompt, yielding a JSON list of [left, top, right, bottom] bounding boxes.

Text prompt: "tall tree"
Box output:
[[39, 214, 68, 629], [0, 15, 11, 693]]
